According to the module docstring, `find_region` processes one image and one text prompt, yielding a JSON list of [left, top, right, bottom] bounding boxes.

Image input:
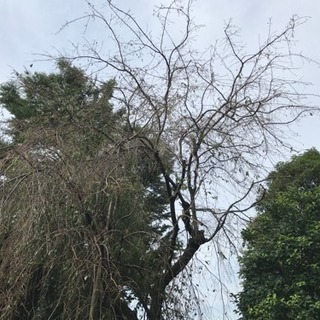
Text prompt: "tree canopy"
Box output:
[[0, 1, 319, 319], [236, 149, 320, 319], [0, 60, 175, 319]]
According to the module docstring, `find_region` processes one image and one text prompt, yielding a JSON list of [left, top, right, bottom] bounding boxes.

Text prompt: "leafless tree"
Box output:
[[56, 1, 320, 318]]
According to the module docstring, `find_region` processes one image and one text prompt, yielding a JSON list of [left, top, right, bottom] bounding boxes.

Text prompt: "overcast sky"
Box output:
[[1, 0, 320, 153], [1, 1, 320, 319]]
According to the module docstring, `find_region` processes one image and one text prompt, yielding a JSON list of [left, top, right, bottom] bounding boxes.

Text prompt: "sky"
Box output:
[[1, 1, 320, 319], [1, 0, 320, 152]]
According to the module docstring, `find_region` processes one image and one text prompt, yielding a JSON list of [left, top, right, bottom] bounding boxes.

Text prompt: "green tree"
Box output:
[[0, 61, 174, 319], [236, 149, 320, 319]]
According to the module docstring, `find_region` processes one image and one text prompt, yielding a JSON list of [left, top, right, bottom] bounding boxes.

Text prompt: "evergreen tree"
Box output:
[[0, 61, 173, 319], [236, 149, 320, 319]]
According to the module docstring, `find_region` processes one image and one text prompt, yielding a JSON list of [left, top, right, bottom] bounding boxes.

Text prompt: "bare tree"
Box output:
[[1, 1, 318, 319], [66, 2, 319, 318]]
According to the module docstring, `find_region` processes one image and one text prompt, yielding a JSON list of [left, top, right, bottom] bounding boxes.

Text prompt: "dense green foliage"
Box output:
[[236, 149, 320, 319], [0, 61, 176, 319]]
